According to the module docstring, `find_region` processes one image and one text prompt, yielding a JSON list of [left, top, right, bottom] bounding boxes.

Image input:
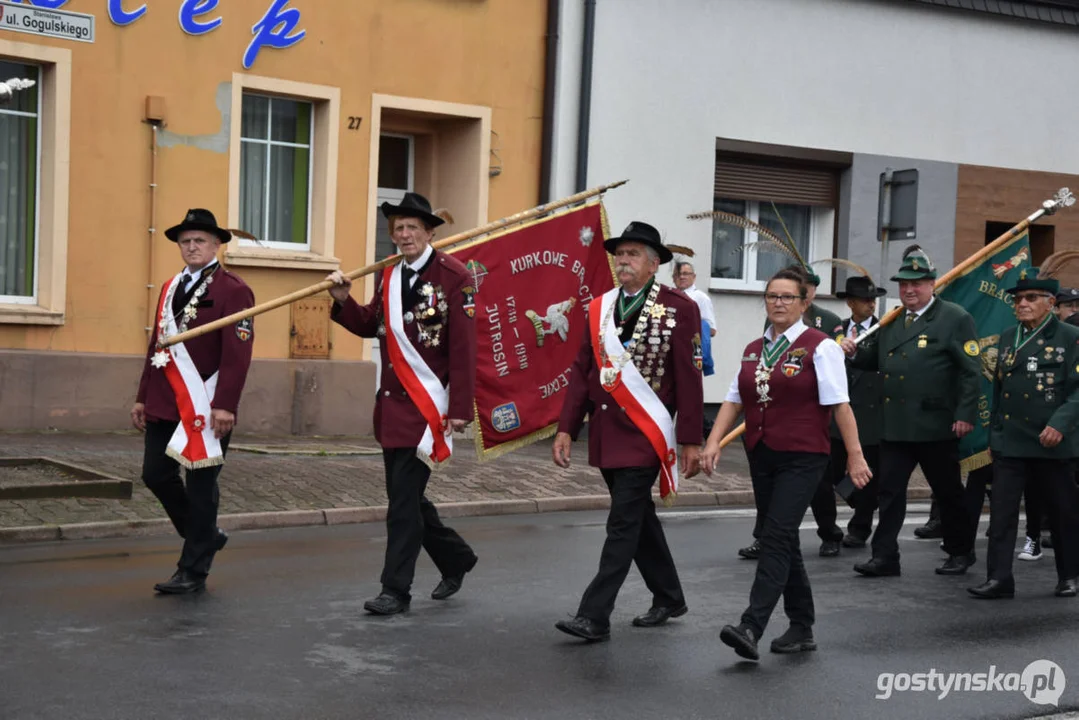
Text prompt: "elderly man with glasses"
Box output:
[[968, 269, 1079, 599]]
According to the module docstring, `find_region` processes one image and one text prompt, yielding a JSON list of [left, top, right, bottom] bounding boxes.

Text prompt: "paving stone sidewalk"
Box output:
[[0, 430, 930, 534]]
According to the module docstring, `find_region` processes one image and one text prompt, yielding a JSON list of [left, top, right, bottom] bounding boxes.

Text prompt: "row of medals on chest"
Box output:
[[1008, 337, 1065, 397], [599, 283, 676, 393], [151, 272, 214, 369], [377, 282, 448, 348]]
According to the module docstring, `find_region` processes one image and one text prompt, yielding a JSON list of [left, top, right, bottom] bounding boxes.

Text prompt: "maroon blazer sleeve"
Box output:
[[444, 268, 477, 421], [673, 298, 704, 446], [330, 279, 383, 338], [135, 287, 165, 404], [557, 325, 594, 440], [212, 282, 256, 415]]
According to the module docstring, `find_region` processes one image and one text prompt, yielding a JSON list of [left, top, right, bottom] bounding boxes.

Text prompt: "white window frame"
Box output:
[[709, 201, 835, 295], [0, 61, 43, 306], [237, 92, 315, 252]]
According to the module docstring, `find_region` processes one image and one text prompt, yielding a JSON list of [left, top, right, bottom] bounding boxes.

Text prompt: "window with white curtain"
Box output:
[[238, 93, 313, 250], [0, 59, 41, 303], [711, 199, 817, 286]]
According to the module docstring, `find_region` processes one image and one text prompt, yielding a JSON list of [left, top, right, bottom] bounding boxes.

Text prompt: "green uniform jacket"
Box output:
[[990, 315, 1079, 459], [851, 297, 981, 443], [831, 316, 884, 446], [806, 303, 845, 339]]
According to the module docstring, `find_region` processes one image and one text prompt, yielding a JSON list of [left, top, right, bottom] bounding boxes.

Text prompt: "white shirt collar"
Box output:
[[908, 296, 936, 319], [849, 316, 873, 332], [406, 245, 434, 274], [764, 318, 808, 345], [182, 259, 218, 284]]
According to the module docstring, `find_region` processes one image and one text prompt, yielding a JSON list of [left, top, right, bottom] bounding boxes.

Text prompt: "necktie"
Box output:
[[904, 312, 915, 329]]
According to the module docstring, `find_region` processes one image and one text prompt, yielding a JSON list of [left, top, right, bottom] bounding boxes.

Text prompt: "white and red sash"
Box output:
[[382, 264, 452, 466], [155, 274, 223, 470], [590, 289, 679, 499]]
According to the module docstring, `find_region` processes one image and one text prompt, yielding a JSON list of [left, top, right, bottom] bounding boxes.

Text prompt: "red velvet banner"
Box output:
[[451, 202, 615, 458]]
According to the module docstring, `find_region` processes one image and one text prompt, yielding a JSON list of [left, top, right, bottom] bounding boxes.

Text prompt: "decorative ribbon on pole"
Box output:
[[698, 187, 1077, 450], [159, 180, 629, 348]]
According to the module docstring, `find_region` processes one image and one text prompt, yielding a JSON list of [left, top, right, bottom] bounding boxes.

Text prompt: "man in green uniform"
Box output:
[[840, 246, 981, 577], [968, 269, 1079, 599]]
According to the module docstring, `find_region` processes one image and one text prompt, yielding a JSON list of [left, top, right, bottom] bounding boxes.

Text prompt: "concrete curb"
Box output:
[[0, 486, 935, 545]]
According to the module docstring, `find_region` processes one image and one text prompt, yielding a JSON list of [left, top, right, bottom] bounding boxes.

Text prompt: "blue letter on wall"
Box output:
[[243, 0, 306, 70], [21, 0, 71, 8], [107, 0, 147, 26], [179, 0, 223, 36]]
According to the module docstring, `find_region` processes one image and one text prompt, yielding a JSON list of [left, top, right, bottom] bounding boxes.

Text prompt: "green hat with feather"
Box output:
[[890, 244, 937, 281]]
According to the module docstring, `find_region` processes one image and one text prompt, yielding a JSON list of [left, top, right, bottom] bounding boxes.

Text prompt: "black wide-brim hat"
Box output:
[[380, 191, 445, 229], [836, 275, 887, 299], [603, 221, 673, 264], [164, 208, 232, 243]]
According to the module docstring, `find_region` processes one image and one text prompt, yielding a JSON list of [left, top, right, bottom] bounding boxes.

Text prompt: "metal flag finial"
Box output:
[[1044, 187, 1076, 215]]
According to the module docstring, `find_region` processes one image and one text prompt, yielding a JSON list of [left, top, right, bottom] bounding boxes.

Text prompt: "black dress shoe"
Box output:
[[215, 529, 229, 552], [632, 603, 688, 627], [1042, 534, 1055, 550], [854, 557, 901, 577], [770, 625, 817, 654], [555, 616, 610, 642], [719, 623, 759, 661], [935, 552, 976, 575], [432, 555, 478, 600], [738, 540, 761, 560], [913, 518, 943, 539], [153, 569, 206, 595], [842, 533, 867, 549], [364, 593, 410, 615], [819, 540, 841, 557], [1055, 578, 1078, 598], [967, 579, 1015, 599]]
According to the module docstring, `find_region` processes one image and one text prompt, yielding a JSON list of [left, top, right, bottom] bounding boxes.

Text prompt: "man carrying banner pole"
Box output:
[[841, 245, 982, 578], [969, 267, 1079, 599], [326, 192, 478, 616], [131, 209, 255, 594], [552, 221, 703, 642]]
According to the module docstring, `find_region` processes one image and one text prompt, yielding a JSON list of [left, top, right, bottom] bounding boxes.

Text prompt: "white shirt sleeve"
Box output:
[[724, 370, 742, 404], [695, 290, 717, 329], [814, 339, 850, 406]]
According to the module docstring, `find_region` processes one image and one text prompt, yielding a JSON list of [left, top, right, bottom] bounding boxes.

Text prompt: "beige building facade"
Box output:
[[0, 0, 547, 434]]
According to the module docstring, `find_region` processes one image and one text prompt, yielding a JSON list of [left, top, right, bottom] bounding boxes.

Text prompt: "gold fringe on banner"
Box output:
[[960, 449, 993, 474], [165, 447, 225, 471], [469, 199, 614, 461]]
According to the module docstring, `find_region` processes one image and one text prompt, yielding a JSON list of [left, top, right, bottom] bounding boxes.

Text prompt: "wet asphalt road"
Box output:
[[1, 505, 1077, 720]]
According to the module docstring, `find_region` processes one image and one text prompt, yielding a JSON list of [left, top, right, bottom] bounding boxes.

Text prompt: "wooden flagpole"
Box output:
[[714, 187, 1076, 450], [159, 180, 628, 348]]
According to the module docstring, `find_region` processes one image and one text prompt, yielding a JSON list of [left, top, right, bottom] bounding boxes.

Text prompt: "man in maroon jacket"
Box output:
[[326, 192, 478, 616], [552, 221, 703, 641], [131, 208, 255, 594]]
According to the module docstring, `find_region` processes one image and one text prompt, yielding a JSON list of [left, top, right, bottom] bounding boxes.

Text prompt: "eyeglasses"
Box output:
[[1014, 293, 1052, 305], [764, 293, 804, 305]]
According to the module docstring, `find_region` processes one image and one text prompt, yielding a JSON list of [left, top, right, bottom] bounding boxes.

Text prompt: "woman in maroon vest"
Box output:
[[701, 267, 872, 661]]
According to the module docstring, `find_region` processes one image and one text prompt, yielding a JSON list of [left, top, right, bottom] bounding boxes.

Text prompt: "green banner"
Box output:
[[938, 231, 1032, 471]]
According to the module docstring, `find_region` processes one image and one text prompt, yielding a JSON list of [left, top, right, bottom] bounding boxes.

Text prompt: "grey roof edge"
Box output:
[[903, 0, 1079, 27]]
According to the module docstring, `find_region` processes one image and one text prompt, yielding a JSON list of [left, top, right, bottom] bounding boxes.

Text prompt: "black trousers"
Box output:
[[141, 420, 231, 578], [987, 457, 1079, 584], [577, 466, 684, 626], [810, 439, 880, 542], [959, 464, 993, 547], [741, 445, 830, 637], [380, 448, 477, 602], [1023, 480, 1046, 540], [871, 440, 972, 562]]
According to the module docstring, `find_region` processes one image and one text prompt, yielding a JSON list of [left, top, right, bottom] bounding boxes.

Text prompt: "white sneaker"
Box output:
[[1018, 536, 1042, 561]]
